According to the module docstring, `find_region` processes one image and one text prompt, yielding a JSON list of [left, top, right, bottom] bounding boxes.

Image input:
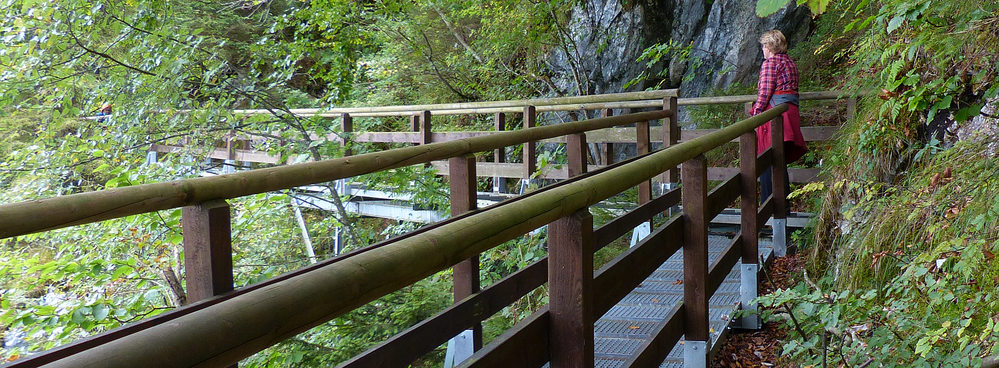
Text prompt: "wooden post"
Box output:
[[341, 113, 353, 157], [420, 110, 432, 145], [770, 115, 788, 257], [567, 131, 587, 177], [182, 200, 234, 303], [449, 155, 482, 349], [523, 106, 537, 182], [493, 112, 506, 193], [738, 131, 760, 329], [548, 209, 594, 368], [410, 114, 421, 147], [663, 97, 679, 184], [682, 154, 709, 365], [601, 108, 614, 165], [636, 117, 651, 204]]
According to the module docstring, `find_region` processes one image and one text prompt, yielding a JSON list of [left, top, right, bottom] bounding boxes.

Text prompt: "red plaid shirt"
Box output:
[[751, 53, 799, 115]]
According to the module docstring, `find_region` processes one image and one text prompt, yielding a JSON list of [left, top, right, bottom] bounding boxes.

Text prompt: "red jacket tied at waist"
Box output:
[[756, 101, 807, 163]]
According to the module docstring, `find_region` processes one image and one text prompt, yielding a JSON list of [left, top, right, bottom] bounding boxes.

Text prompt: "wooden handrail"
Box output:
[[0, 110, 669, 238], [15, 104, 788, 368], [229, 89, 847, 117], [230, 89, 678, 116]]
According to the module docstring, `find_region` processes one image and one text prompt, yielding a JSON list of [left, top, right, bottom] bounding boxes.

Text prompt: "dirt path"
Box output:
[[711, 254, 804, 367]]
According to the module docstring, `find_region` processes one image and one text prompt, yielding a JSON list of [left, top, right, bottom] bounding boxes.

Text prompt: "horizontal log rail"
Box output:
[[231, 89, 678, 117], [348, 125, 835, 144], [225, 89, 843, 117]]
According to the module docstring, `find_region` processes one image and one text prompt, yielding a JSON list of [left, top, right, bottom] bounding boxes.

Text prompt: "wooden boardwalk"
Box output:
[[590, 231, 774, 367]]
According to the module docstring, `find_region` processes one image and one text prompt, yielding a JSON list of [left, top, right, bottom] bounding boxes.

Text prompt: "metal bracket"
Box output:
[[683, 340, 709, 368], [629, 222, 652, 248], [443, 329, 475, 368], [773, 218, 787, 257], [736, 263, 761, 330]]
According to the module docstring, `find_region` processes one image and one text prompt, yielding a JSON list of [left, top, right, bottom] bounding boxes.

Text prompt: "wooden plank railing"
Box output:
[[152, 90, 850, 187], [4, 90, 794, 368]]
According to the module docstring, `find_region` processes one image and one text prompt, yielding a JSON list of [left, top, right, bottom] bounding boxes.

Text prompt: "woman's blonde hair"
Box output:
[[760, 30, 787, 54]]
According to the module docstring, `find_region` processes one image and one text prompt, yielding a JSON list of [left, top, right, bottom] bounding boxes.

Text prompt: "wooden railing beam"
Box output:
[[547, 209, 594, 368], [449, 155, 482, 349], [601, 108, 614, 165], [341, 113, 353, 156], [636, 118, 651, 205], [181, 200, 234, 304], [738, 131, 760, 329], [567, 132, 587, 177], [493, 112, 506, 193], [771, 114, 788, 256], [523, 106, 537, 181], [681, 154, 710, 365]]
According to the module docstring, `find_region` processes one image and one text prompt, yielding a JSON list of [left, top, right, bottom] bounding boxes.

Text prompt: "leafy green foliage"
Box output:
[[756, 0, 832, 17], [759, 1, 999, 366]]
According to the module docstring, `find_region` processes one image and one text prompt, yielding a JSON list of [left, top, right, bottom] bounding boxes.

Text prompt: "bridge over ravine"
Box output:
[[0, 89, 854, 367]]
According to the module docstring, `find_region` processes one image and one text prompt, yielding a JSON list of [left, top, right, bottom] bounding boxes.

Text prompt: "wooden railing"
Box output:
[[1, 89, 800, 367], [150, 90, 851, 186]]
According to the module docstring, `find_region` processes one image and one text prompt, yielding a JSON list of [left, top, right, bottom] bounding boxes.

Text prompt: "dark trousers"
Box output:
[[760, 167, 791, 211]]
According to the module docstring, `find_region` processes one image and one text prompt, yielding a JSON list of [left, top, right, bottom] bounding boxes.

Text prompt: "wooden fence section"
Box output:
[[150, 90, 851, 185], [1, 90, 798, 368]]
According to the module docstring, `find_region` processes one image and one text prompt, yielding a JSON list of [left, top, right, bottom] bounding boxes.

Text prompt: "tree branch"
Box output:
[[66, 19, 158, 77]]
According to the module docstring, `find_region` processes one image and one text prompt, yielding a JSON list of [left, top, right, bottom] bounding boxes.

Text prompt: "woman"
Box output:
[[752, 30, 807, 205]]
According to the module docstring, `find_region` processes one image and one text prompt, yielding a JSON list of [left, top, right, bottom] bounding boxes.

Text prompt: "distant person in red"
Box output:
[[96, 102, 112, 122], [752, 30, 807, 206]]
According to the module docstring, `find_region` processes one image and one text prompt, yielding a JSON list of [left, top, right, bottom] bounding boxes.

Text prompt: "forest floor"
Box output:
[[711, 253, 805, 367]]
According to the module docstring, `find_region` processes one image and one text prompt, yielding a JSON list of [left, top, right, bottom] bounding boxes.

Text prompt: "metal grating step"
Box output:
[[595, 319, 659, 338], [595, 337, 644, 358]]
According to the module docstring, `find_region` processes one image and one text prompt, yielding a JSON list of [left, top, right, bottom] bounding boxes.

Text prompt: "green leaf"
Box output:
[[71, 308, 87, 324], [756, 0, 791, 17], [143, 289, 161, 302], [887, 15, 905, 34], [955, 104, 983, 121], [112, 265, 134, 279], [799, 0, 830, 15], [93, 304, 110, 321]]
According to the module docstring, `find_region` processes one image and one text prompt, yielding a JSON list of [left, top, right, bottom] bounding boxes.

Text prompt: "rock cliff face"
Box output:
[[549, 0, 812, 100]]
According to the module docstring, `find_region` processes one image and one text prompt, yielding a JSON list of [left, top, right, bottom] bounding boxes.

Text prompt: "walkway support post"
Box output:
[[341, 113, 353, 156], [663, 96, 680, 216], [449, 155, 482, 357], [181, 199, 234, 346], [738, 131, 760, 329], [636, 116, 651, 205], [662, 96, 679, 185], [567, 130, 587, 177], [682, 154, 709, 367], [770, 115, 788, 257], [493, 112, 506, 193], [548, 209, 594, 368], [601, 108, 614, 165], [420, 110, 432, 145], [522, 106, 537, 191]]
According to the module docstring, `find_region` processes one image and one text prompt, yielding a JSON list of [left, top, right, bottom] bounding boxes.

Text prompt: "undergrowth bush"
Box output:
[[761, 140, 999, 366], [756, 0, 999, 366]]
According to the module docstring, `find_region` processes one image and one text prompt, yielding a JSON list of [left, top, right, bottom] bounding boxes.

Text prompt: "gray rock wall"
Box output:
[[549, 0, 812, 100]]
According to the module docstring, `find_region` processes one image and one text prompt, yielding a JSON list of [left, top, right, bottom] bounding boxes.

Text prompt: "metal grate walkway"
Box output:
[[591, 232, 774, 367]]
